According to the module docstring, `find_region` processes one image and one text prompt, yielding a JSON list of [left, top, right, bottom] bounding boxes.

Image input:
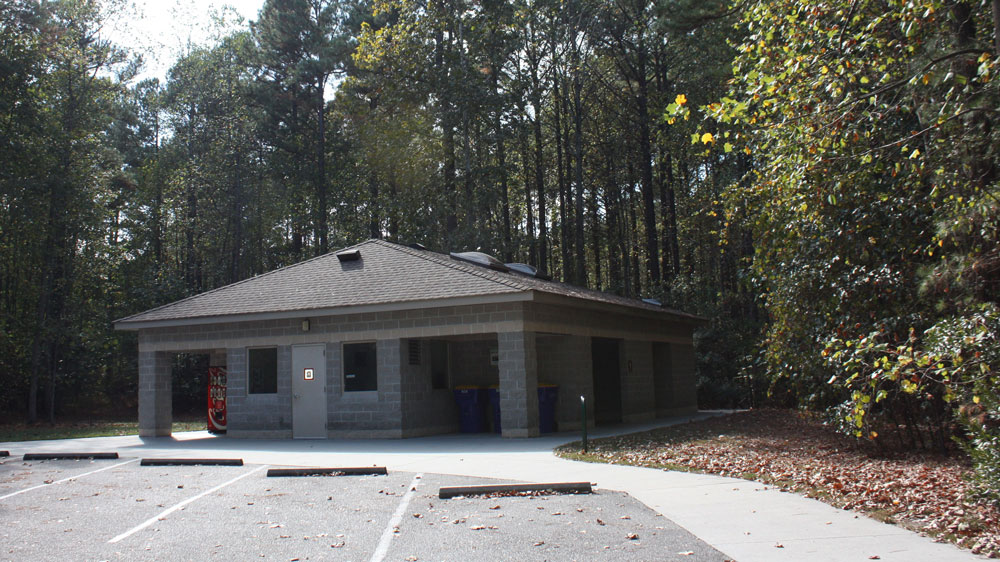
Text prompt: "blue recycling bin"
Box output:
[[454, 386, 486, 433], [488, 386, 501, 433], [537, 384, 559, 433]]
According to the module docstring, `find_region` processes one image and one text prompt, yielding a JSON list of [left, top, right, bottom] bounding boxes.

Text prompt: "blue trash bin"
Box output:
[[537, 384, 559, 433], [488, 386, 501, 433], [454, 386, 486, 433]]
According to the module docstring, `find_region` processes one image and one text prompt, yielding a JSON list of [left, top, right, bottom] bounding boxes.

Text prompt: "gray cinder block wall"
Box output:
[[325, 339, 404, 438], [498, 330, 539, 438], [227, 346, 292, 438], [134, 299, 699, 439], [138, 350, 172, 437]]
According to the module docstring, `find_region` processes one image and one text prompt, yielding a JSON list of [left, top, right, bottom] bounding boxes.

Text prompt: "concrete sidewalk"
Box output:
[[0, 413, 980, 562]]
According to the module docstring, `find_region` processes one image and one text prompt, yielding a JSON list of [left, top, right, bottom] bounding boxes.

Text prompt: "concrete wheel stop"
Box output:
[[438, 482, 594, 499], [266, 466, 388, 477], [140, 458, 244, 466], [23, 452, 119, 461]]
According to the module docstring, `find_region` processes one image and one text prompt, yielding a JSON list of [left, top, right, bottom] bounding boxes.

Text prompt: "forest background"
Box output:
[[2, 0, 999, 496]]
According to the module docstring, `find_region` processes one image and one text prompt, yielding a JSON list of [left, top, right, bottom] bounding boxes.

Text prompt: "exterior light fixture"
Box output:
[[301, 319, 310, 332]]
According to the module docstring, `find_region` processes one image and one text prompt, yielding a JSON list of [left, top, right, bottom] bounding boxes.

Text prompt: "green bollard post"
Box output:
[[580, 395, 588, 453]]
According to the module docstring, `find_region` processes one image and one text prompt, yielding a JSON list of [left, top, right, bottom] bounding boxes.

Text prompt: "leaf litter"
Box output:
[[557, 409, 1000, 558]]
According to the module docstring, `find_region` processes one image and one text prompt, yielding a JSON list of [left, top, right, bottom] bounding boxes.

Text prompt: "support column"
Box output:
[[138, 350, 172, 437], [498, 331, 539, 438]]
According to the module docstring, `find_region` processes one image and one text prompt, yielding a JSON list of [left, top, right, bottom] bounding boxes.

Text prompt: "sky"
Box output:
[[103, 0, 266, 82]]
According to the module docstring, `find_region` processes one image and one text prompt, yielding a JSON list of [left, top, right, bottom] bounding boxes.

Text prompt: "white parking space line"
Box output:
[[370, 473, 423, 562], [108, 464, 268, 544], [0, 458, 139, 501]]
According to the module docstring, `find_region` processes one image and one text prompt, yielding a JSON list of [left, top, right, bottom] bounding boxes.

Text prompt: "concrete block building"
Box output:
[[114, 240, 703, 439]]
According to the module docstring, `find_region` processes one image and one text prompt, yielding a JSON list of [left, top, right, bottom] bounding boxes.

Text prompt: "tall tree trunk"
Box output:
[[521, 117, 537, 265], [661, 152, 680, 280], [316, 83, 328, 255], [993, 0, 1000, 53], [636, 40, 660, 287], [185, 101, 199, 289], [533, 106, 548, 275], [494, 74, 512, 262], [553, 67, 571, 281], [388, 171, 399, 242], [229, 148, 245, 284], [589, 184, 602, 290], [152, 117, 163, 268], [571, 49, 587, 286], [527, 37, 548, 275], [603, 158, 622, 293], [627, 183, 641, 297], [369, 170, 380, 238], [444, 122, 458, 244]]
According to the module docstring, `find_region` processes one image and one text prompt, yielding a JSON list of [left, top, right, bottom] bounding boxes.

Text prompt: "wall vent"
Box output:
[[408, 339, 421, 365]]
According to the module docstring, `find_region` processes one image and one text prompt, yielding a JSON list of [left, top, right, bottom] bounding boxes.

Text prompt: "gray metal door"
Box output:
[[292, 344, 327, 438]]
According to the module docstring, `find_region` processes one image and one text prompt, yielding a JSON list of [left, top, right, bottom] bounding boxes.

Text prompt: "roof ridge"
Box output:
[[371, 240, 700, 319], [113, 245, 358, 324], [369, 239, 533, 291]]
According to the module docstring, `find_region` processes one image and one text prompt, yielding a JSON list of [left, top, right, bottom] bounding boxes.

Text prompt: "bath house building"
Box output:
[[114, 240, 702, 439]]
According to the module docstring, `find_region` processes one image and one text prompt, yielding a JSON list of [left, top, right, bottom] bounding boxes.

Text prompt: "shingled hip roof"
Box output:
[[114, 240, 702, 330]]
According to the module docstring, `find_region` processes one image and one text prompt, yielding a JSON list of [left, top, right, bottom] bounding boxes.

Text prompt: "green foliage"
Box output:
[[701, 0, 1000, 486], [0, 0, 752, 423]]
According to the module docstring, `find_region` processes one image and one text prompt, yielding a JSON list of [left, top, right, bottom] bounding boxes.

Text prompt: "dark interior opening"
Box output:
[[591, 338, 623, 424], [172, 353, 209, 417]]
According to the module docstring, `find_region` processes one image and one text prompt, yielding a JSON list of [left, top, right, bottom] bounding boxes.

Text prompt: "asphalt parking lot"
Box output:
[[0, 454, 727, 561]]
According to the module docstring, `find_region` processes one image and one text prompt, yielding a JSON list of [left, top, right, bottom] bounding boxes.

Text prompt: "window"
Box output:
[[248, 347, 277, 394], [430, 340, 449, 390], [344, 342, 377, 392]]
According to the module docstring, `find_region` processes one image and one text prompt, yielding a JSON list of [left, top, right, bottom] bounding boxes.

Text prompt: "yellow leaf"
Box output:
[[974, 395, 981, 404], [744, 147, 752, 155], [701, 132, 715, 144], [675, 94, 687, 106], [821, 65, 829, 74]]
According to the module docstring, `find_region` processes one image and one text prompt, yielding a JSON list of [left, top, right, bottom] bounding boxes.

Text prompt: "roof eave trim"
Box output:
[[531, 291, 708, 323], [113, 292, 533, 331]]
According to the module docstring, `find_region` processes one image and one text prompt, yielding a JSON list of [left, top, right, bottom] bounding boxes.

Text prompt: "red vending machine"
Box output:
[[207, 366, 227, 433]]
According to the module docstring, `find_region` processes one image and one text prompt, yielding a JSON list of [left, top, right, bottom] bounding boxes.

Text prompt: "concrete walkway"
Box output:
[[0, 413, 980, 562]]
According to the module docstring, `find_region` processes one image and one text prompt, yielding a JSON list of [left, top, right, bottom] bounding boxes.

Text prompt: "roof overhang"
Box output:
[[113, 292, 534, 331], [530, 291, 708, 325]]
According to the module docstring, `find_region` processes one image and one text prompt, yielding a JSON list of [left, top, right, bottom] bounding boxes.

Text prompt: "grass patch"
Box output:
[[0, 416, 207, 442]]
